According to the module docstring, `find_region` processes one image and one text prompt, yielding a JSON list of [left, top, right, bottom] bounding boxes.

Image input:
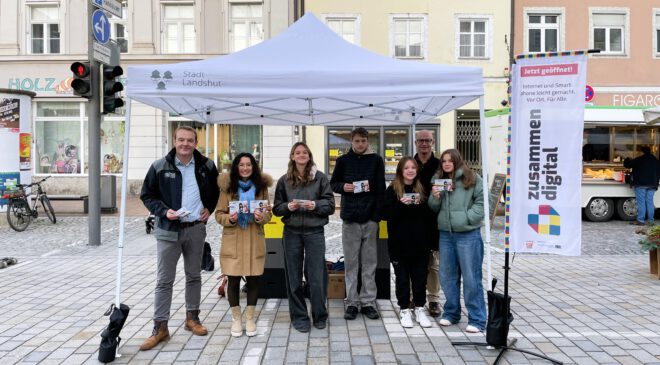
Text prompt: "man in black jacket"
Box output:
[[624, 146, 660, 225], [413, 130, 442, 317], [139, 126, 219, 350], [331, 127, 385, 320]]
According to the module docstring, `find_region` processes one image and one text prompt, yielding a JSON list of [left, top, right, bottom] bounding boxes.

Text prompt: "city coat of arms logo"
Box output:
[[151, 70, 173, 90]]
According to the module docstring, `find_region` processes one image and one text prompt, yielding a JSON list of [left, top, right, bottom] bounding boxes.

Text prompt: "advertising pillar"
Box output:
[[0, 89, 35, 213]]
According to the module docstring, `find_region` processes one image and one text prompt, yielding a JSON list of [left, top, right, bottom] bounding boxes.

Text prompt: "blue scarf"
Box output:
[[238, 179, 256, 229]]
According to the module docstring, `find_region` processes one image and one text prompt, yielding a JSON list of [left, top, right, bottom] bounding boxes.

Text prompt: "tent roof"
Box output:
[[126, 13, 483, 126]]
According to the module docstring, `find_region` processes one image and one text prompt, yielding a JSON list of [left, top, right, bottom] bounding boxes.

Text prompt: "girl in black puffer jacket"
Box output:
[[382, 156, 435, 329]]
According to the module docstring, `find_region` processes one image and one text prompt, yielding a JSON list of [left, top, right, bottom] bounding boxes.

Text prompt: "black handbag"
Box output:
[[202, 241, 214, 271], [486, 278, 513, 348]]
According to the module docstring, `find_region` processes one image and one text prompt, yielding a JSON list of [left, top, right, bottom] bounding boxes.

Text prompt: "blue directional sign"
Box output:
[[92, 9, 110, 44]]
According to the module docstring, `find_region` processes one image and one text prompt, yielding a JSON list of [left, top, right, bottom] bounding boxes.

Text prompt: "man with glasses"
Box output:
[[414, 130, 442, 317]]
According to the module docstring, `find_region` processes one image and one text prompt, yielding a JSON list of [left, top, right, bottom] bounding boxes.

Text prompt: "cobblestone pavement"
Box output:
[[0, 215, 659, 364]]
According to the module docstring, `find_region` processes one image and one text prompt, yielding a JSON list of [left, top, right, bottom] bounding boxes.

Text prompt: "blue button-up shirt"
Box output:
[[175, 156, 203, 222]]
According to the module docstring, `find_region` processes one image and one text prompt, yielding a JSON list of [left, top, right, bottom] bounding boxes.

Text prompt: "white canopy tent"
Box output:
[[115, 13, 490, 307]]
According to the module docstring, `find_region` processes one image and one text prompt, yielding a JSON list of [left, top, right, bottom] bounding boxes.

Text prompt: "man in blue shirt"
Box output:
[[140, 126, 219, 350]]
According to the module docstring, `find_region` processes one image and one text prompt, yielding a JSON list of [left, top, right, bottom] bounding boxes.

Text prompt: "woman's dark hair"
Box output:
[[229, 152, 267, 195], [438, 148, 476, 189]]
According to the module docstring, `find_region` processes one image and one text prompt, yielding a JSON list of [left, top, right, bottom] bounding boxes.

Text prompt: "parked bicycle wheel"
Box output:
[[41, 196, 56, 224], [7, 199, 31, 232]]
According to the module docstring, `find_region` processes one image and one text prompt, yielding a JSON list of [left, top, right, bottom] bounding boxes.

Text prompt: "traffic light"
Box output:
[[70, 62, 92, 98], [101, 65, 124, 114]]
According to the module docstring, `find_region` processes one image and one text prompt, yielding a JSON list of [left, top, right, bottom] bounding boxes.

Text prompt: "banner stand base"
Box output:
[[452, 338, 563, 365], [450, 251, 563, 365]]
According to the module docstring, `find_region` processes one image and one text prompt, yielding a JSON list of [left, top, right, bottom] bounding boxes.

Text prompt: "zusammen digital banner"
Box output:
[[509, 54, 586, 256]]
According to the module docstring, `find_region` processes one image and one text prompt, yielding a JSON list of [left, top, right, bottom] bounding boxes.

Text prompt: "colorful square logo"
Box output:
[[528, 205, 560, 235]]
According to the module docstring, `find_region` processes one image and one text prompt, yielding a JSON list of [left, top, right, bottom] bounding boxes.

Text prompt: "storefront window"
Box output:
[[101, 119, 125, 173], [384, 129, 408, 177], [583, 126, 659, 163], [169, 119, 261, 172], [34, 102, 82, 174], [231, 125, 262, 164], [327, 129, 352, 175], [35, 120, 81, 174], [326, 127, 381, 176], [612, 127, 635, 162], [582, 127, 610, 162]]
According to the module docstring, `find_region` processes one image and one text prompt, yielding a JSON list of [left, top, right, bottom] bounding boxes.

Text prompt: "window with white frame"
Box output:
[[458, 19, 488, 58], [230, 3, 263, 52], [28, 5, 60, 54], [392, 17, 426, 59], [655, 13, 660, 55], [326, 17, 358, 45], [110, 1, 128, 53], [162, 3, 195, 54], [592, 12, 626, 54], [527, 14, 559, 53]]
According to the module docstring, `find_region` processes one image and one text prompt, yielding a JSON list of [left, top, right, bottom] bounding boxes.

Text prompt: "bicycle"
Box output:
[[3, 176, 56, 232]]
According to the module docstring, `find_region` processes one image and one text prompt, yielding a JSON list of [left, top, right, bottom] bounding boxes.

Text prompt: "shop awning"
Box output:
[[126, 13, 483, 126], [644, 106, 660, 125]]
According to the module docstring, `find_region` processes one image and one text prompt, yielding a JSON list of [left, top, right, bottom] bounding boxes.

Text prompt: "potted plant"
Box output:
[[639, 225, 660, 279]]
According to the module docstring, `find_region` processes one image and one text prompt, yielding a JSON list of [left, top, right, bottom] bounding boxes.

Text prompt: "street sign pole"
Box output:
[[88, 1, 101, 246]]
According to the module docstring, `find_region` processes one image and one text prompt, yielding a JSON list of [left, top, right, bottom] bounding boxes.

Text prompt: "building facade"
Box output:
[[0, 0, 297, 194], [514, 1, 660, 162], [303, 0, 511, 177]]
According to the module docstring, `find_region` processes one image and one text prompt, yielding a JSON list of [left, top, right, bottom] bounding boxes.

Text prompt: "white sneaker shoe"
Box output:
[[415, 307, 432, 328], [465, 325, 481, 333], [400, 309, 414, 328], [438, 318, 452, 327]]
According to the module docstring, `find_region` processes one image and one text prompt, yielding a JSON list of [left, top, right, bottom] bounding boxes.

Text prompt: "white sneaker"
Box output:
[[439, 318, 452, 327], [400, 309, 414, 328], [415, 307, 432, 328], [465, 325, 481, 333]]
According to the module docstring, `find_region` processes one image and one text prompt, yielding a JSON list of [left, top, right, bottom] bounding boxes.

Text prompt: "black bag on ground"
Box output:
[[98, 303, 130, 363], [202, 241, 214, 271], [486, 278, 513, 347]]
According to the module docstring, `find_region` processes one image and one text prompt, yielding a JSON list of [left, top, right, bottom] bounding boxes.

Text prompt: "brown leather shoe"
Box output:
[[428, 302, 441, 317], [139, 320, 169, 351], [185, 310, 208, 336]]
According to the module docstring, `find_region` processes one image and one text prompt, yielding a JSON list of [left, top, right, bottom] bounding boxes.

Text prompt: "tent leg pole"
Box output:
[[115, 98, 132, 309], [479, 96, 492, 286], [205, 123, 210, 157]]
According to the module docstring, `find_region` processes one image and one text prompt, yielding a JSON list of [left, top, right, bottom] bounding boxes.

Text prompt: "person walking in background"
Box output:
[[383, 157, 434, 328], [429, 149, 486, 333], [330, 127, 385, 320], [139, 126, 219, 350], [413, 130, 442, 317], [215, 152, 273, 337], [273, 142, 335, 332], [624, 146, 660, 226]]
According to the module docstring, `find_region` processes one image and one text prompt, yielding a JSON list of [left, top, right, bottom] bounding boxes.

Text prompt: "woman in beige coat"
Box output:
[[215, 152, 273, 337]]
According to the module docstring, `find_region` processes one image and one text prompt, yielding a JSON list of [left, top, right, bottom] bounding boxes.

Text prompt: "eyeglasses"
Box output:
[[416, 139, 433, 144]]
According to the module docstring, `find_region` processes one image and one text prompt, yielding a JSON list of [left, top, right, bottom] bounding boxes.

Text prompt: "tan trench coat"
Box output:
[[215, 173, 273, 276]]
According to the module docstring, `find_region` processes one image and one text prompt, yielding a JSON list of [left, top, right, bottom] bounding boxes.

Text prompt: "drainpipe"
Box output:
[[510, 0, 515, 65]]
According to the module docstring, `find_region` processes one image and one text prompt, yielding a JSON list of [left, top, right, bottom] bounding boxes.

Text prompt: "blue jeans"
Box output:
[[635, 186, 657, 224], [439, 229, 487, 330]]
